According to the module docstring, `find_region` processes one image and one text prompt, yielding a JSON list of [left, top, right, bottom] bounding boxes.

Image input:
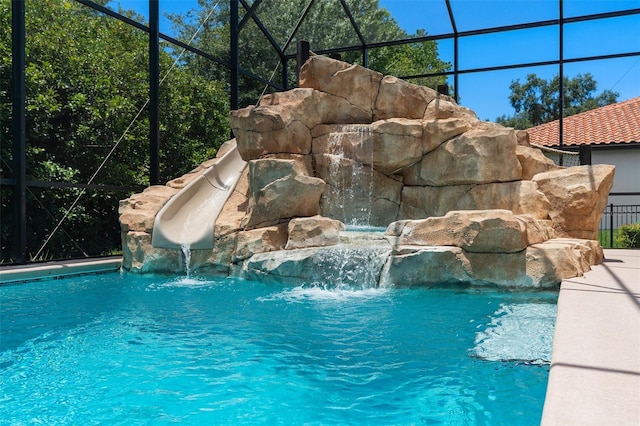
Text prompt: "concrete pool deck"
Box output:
[[542, 249, 640, 426]]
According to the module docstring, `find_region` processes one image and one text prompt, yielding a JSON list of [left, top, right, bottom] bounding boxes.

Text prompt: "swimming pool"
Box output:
[[1, 272, 556, 425]]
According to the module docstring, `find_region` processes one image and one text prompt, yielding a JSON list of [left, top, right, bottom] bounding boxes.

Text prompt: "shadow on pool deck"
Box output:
[[542, 249, 640, 426]]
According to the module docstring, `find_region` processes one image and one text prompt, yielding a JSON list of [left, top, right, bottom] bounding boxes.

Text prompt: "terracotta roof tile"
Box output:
[[526, 96, 640, 147]]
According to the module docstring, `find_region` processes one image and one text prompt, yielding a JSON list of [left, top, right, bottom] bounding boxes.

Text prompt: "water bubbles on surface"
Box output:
[[168, 277, 215, 288], [148, 276, 217, 289], [472, 303, 557, 364], [257, 283, 389, 304]]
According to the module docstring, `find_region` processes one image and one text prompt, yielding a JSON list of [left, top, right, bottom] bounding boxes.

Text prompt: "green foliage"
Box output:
[[615, 223, 640, 248], [598, 229, 622, 249], [1, 0, 229, 261], [173, 0, 450, 107], [494, 112, 535, 130], [365, 29, 451, 89], [496, 73, 619, 129]]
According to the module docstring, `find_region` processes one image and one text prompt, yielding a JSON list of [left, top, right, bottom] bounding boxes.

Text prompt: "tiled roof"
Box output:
[[526, 96, 640, 147]]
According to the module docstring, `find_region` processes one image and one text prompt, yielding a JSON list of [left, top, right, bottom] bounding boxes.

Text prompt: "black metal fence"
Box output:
[[598, 204, 640, 248]]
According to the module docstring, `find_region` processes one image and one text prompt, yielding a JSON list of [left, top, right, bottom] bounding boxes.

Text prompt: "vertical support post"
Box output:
[[609, 203, 614, 248], [362, 47, 368, 69], [445, 0, 459, 103], [230, 0, 239, 111], [579, 144, 591, 165], [12, 0, 27, 263], [282, 57, 289, 89], [453, 34, 459, 103], [558, 0, 564, 165], [296, 40, 309, 86], [149, 0, 160, 185]]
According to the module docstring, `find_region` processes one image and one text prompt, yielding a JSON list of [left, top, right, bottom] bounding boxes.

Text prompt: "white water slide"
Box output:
[[151, 143, 247, 250]]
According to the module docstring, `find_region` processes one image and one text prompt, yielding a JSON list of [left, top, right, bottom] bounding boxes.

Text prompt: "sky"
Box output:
[[106, 0, 640, 121]]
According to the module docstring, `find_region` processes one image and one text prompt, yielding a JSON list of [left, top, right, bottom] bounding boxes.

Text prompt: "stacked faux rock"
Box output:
[[119, 55, 615, 288]]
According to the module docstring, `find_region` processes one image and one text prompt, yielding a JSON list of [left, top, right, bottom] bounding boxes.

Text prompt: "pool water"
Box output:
[[0, 273, 556, 425]]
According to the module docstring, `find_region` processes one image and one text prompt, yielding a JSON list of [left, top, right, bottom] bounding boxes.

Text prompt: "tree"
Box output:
[[496, 73, 619, 129], [172, 0, 451, 107], [1, 0, 229, 260]]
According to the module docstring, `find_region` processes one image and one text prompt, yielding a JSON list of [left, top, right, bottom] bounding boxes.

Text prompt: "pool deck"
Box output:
[[541, 249, 640, 426], [0, 256, 122, 284]]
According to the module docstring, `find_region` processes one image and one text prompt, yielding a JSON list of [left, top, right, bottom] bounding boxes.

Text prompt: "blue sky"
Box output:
[[107, 0, 640, 121]]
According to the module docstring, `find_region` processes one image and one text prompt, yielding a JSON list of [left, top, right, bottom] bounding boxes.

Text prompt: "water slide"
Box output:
[[151, 143, 247, 250]]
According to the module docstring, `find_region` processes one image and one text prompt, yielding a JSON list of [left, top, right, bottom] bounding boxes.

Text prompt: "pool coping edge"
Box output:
[[0, 257, 122, 284], [541, 248, 640, 426]]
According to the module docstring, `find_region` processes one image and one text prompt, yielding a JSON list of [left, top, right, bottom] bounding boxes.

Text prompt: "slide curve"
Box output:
[[151, 143, 247, 250]]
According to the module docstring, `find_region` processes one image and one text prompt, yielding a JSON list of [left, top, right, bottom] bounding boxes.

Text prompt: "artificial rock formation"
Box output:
[[389, 210, 552, 253], [119, 54, 614, 288], [241, 157, 325, 229], [532, 165, 615, 239], [285, 216, 345, 250]]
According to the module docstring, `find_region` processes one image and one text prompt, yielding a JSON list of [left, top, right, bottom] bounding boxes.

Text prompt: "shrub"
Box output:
[[615, 223, 640, 248]]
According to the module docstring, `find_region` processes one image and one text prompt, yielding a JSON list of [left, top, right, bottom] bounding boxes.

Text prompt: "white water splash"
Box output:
[[155, 276, 214, 288], [257, 236, 391, 303], [316, 244, 389, 289], [258, 284, 389, 304]]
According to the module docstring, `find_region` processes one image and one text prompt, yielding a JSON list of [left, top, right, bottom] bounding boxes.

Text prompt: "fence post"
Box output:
[[12, 0, 27, 263], [579, 145, 592, 165], [296, 40, 309, 86], [230, 0, 239, 111], [149, 0, 159, 185], [609, 203, 614, 248]]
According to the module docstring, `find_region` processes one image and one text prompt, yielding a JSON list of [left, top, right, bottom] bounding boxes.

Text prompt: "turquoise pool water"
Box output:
[[0, 273, 556, 425]]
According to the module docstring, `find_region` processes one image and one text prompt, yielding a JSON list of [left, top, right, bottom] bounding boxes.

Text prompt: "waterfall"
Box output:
[[306, 236, 391, 290], [322, 125, 375, 228], [255, 234, 392, 300], [317, 247, 381, 288]]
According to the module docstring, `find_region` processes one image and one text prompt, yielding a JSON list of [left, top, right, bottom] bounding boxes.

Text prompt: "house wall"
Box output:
[[593, 147, 640, 206]]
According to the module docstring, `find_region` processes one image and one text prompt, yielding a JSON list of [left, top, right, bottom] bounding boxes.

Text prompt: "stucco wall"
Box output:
[[593, 147, 640, 206]]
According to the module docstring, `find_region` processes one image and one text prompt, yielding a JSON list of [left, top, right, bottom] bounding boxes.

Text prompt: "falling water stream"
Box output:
[[180, 242, 192, 278], [323, 125, 375, 228]]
